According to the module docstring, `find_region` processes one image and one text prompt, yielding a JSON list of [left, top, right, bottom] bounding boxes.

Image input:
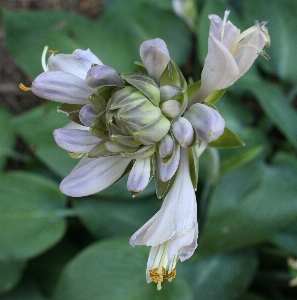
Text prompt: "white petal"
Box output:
[[235, 31, 263, 77], [191, 35, 239, 104], [74, 49, 103, 69], [53, 128, 100, 153], [222, 20, 240, 50], [60, 156, 131, 197], [127, 157, 151, 193], [48, 54, 89, 79], [32, 71, 94, 104], [156, 145, 180, 182], [130, 148, 197, 246]]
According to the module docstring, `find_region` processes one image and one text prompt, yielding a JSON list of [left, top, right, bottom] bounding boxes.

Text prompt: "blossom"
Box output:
[[21, 36, 225, 288], [189, 10, 270, 105], [130, 148, 198, 290], [27, 39, 224, 198]]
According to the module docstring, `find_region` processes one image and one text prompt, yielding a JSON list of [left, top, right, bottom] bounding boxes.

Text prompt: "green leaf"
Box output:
[[245, 0, 297, 83], [13, 102, 77, 177], [198, 153, 297, 255], [0, 171, 67, 260], [53, 238, 192, 300], [0, 275, 46, 300], [72, 197, 160, 239], [29, 239, 80, 298], [0, 106, 16, 170], [238, 77, 297, 149], [180, 249, 258, 300], [3, 1, 191, 78], [209, 127, 245, 148], [220, 146, 263, 174], [0, 260, 26, 295]]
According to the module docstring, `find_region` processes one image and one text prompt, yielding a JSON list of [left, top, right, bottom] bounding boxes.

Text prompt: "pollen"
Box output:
[[19, 83, 31, 92], [149, 266, 177, 290]]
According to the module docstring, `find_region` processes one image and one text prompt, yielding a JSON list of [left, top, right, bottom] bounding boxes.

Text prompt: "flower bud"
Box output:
[[107, 86, 170, 147], [158, 134, 174, 158], [184, 103, 225, 143], [79, 104, 99, 127], [140, 38, 170, 84], [85, 65, 124, 88], [160, 100, 180, 119], [171, 117, 195, 147]]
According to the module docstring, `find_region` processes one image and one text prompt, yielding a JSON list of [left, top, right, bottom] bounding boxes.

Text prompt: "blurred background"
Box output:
[[0, 0, 297, 299]]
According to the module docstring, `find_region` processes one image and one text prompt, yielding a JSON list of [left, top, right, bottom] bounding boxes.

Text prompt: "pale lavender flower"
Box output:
[[130, 148, 198, 290], [190, 10, 270, 105], [22, 33, 238, 290]]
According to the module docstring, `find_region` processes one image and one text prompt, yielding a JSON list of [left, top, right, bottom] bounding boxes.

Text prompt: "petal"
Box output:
[[167, 226, 197, 261], [79, 104, 99, 127], [158, 134, 174, 159], [222, 20, 240, 50], [190, 35, 239, 104], [127, 157, 151, 193], [140, 38, 170, 84], [130, 148, 197, 246], [74, 49, 103, 69], [156, 145, 180, 182], [209, 13, 240, 51], [208, 13, 224, 40], [171, 117, 195, 147], [85, 65, 124, 88], [48, 54, 89, 79], [60, 155, 131, 197], [235, 31, 263, 77], [32, 71, 94, 104], [53, 128, 100, 153], [184, 103, 225, 143]]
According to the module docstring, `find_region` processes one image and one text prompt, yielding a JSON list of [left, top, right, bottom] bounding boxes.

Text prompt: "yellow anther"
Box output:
[[163, 269, 176, 281], [149, 268, 164, 282], [19, 83, 31, 92], [48, 49, 59, 54]]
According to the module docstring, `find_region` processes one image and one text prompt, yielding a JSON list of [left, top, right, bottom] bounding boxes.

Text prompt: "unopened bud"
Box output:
[[85, 65, 124, 88], [184, 103, 225, 143], [160, 100, 180, 119], [171, 117, 195, 147], [140, 38, 170, 84], [158, 134, 174, 158]]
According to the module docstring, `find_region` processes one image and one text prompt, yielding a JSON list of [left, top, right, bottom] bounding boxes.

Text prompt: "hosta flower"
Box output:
[[130, 148, 198, 290], [21, 37, 224, 288], [27, 38, 224, 198], [190, 10, 270, 105]]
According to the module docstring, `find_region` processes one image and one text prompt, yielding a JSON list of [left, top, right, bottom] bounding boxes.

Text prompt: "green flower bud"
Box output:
[[106, 86, 170, 152]]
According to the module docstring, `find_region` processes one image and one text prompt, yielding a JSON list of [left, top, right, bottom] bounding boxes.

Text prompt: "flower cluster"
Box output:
[[21, 11, 269, 290]]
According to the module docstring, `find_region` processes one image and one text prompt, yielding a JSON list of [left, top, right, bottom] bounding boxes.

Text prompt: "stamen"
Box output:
[[148, 242, 179, 290], [19, 83, 31, 92], [220, 10, 230, 43], [255, 21, 271, 47], [230, 20, 270, 58], [48, 49, 59, 54], [41, 46, 49, 71]]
